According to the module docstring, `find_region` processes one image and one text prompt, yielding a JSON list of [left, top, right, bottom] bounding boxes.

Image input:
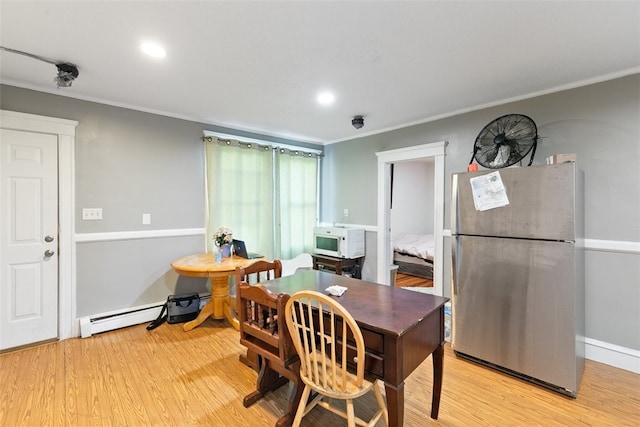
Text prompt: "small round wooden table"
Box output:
[[171, 252, 261, 331]]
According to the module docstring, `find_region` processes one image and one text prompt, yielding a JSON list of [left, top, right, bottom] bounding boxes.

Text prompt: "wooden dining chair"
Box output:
[[234, 260, 283, 369], [284, 290, 388, 427], [234, 259, 282, 286], [236, 283, 302, 426]]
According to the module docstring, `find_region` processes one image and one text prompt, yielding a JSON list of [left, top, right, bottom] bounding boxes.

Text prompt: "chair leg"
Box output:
[[346, 399, 356, 427], [276, 377, 304, 427], [372, 382, 388, 426], [292, 385, 312, 427]]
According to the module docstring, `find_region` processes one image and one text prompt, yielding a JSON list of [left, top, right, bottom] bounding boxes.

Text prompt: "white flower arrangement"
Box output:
[[213, 226, 233, 247]]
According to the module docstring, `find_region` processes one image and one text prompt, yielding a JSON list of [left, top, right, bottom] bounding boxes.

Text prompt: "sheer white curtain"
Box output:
[[276, 149, 318, 259], [206, 139, 274, 257], [205, 137, 318, 259]]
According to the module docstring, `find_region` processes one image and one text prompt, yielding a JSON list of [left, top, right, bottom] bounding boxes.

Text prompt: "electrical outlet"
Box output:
[[343, 208, 349, 217], [82, 208, 102, 220], [142, 213, 151, 225]]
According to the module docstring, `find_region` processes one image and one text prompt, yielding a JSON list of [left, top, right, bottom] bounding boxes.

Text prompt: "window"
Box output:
[[205, 135, 319, 259]]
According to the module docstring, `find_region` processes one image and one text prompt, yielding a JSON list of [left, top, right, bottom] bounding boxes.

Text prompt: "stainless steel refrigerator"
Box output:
[[451, 162, 585, 396]]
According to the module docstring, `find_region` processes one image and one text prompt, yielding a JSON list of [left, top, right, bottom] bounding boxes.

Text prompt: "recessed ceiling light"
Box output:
[[317, 91, 335, 105], [140, 42, 166, 58]]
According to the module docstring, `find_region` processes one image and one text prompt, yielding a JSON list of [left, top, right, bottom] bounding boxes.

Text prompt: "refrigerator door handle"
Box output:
[[451, 174, 459, 235], [451, 236, 459, 295]]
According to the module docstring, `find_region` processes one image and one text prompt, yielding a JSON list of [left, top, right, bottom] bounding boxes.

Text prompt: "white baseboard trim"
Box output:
[[585, 337, 640, 374]]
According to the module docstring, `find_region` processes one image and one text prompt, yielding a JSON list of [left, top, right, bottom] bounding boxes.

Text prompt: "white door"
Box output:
[[1, 128, 59, 350]]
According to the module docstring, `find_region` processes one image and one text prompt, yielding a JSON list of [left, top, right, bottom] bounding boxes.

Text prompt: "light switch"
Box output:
[[142, 213, 151, 225], [82, 208, 102, 220]]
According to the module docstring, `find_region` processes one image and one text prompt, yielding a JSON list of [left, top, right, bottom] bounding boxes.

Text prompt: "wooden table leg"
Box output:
[[384, 381, 404, 427], [210, 275, 229, 318], [183, 299, 214, 331], [184, 274, 238, 331], [430, 343, 444, 419], [224, 297, 239, 330]]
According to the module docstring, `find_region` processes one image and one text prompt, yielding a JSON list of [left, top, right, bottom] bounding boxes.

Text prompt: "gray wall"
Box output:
[[0, 85, 320, 317], [321, 74, 640, 351]]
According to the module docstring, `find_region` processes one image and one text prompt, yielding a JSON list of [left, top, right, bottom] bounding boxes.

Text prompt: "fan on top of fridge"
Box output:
[[470, 114, 538, 169]]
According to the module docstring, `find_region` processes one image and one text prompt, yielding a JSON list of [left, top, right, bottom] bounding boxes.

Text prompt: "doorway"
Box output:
[[376, 141, 447, 295], [0, 110, 77, 348]]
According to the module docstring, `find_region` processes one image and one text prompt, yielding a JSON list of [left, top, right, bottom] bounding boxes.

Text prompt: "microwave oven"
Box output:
[[313, 227, 365, 259]]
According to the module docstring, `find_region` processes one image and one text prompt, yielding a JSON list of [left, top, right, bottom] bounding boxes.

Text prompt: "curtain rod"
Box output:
[[201, 135, 323, 158], [202, 130, 322, 154]]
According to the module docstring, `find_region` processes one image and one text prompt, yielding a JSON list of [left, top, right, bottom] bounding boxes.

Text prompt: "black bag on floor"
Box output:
[[146, 293, 200, 330], [167, 293, 200, 324]]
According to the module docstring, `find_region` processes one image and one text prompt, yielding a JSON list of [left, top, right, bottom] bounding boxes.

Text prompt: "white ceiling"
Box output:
[[1, 1, 638, 145]]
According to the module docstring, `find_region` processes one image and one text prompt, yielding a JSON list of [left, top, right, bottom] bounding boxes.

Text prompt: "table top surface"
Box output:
[[171, 252, 262, 275], [261, 270, 449, 337]]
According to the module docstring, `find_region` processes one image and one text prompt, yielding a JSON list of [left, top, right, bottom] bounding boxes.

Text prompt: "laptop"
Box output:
[[232, 239, 263, 259]]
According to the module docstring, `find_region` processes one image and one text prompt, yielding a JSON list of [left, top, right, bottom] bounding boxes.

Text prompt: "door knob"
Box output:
[[44, 235, 54, 242], [44, 250, 55, 257]]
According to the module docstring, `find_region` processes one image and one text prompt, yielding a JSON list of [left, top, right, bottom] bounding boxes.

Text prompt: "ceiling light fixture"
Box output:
[[140, 42, 166, 58], [0, 45, 79, 88], [317, 91, 335, 105]]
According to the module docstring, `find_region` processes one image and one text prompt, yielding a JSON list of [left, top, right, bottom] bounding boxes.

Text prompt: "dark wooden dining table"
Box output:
[[260, 269, 449, 427]]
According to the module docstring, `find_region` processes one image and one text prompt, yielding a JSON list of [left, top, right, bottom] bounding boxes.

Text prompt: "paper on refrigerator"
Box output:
[[469, 171, 510, 211]]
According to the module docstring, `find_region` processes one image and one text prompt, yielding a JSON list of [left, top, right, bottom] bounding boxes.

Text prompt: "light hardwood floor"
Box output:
[[395, 273, 433, 288], [1, 319, 638, 426]]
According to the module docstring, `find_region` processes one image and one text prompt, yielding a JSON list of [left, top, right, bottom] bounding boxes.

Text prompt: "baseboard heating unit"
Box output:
[[79, 294, 212, 338], [79, 302, 164, 338]]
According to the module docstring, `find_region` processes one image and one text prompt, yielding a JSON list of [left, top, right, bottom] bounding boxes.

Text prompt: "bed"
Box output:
[[392, 233, 434, 280]]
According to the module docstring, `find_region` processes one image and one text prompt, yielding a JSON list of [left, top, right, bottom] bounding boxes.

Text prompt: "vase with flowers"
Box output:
[[213, 226, 233, 262]]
